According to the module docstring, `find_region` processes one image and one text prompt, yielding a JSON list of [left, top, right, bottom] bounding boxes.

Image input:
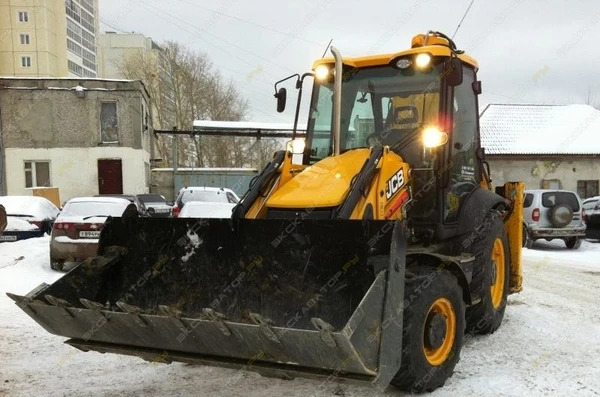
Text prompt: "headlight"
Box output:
[[415, 53, 431, 68], [287, 138, 306, 154], [314, 65, 331, 80], [422, 127, 448, 148], [396, 58, 412, 69]]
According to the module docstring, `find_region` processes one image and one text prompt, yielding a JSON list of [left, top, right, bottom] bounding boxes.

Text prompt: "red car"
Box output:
[[50, 196, 130, 270]]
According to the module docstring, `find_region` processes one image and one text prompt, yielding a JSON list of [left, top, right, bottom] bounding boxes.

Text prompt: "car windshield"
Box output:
[[541, 192, 580, 211], [180, 202, 236, 218], [181, 190, 238, 204], [137, 194, 166, 204], [306, 64, 442, 163], [60, 201, 128, 218]]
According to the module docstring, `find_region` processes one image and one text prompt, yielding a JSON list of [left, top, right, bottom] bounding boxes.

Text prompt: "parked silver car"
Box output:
[[523, 189, 586, 249]]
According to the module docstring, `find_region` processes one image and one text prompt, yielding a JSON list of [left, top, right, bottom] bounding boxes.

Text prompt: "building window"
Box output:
[[541, 179, 561, 190], [24, 161, 51, 188], [577, 180, 599, 199], [18, 11, 29, 23], [68, 60, 83, 76], [100, 102, 119, 143], [21, 56, 31, 68], [20, 33, 30, 45]]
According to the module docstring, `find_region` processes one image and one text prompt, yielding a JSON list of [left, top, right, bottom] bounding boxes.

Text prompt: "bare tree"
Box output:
[[116, 41, 255, 168]]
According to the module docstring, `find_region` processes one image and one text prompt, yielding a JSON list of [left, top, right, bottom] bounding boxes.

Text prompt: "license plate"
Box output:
[[0, 235, 17, 241], [79, 230, 101, 238]]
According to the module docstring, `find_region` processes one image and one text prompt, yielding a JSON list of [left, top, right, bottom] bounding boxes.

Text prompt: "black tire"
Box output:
[[522, 226, 533, 249], [390, 267, 465, 393], [50, 260, 64, 271], [565, 237, 582, 249], [465, 214, 510, 334]]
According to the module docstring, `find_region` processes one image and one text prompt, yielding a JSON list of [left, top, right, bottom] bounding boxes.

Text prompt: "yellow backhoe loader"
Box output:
[[9, 31, 523, 392]]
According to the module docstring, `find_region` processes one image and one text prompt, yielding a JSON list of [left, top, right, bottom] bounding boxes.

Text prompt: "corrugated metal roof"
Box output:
[[480, 104, 600, 155]]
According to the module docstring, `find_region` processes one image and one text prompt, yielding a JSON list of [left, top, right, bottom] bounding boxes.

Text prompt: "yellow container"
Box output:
[[31, 187, 61, 208]]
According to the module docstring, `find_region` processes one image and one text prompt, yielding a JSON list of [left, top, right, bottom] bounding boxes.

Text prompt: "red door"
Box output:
[[98, 159, 123, 194]]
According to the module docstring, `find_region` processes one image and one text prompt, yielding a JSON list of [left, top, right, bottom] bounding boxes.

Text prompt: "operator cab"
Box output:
[[302, 32, 484, 240]]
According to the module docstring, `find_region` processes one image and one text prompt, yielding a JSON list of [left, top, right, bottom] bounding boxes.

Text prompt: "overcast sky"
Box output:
[[99, 0, 600, 123]]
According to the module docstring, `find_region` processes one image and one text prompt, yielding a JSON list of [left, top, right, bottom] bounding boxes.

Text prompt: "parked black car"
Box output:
[[0, 196, 59, 242]]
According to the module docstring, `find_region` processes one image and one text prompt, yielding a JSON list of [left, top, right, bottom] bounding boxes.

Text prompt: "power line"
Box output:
[[140, 1, 296, 74], [100, 17, 129, 33], [175, 0, 324, 47], [451, 0, 477, 40], [136, 2, 284, 87]]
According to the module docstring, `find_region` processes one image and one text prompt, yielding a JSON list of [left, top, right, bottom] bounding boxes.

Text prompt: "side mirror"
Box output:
[[444, 58, 463, 87], [166, 201, 174, 206], [275, 87, 287, 113]]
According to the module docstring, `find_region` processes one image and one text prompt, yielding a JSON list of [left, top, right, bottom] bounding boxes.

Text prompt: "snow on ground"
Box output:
[[1, 237, 599, 397]]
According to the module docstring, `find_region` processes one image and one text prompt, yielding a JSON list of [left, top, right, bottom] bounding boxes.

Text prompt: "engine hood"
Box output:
[[267, 148, 371, 209]]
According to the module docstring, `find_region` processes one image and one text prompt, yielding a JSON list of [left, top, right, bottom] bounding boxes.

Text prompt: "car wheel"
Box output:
[[50, 260, 64, 271], [523, 226, 534, 249], [565, 237, 582, 249]]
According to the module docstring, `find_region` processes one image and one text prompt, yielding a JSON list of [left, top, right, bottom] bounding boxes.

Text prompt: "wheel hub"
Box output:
[[490, 260, 497, 286], [424, 312, 447, 350]]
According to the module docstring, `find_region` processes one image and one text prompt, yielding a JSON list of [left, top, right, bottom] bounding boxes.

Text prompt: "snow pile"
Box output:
[[1, 237, 600, 396], [5, 217, 39, 231]]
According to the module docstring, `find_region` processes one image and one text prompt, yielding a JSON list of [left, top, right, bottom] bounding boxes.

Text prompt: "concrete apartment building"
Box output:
[[97, 32, 161, 79], [0, 0, 99, 78], [0, 78, 152, 201]]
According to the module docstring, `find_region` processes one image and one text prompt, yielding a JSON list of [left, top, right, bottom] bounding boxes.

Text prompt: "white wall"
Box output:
[[5, 147, 149, 203], [488, 157, 600, 195]]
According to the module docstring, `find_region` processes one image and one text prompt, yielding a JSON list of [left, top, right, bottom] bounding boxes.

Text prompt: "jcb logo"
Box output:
[[385, 168, 404, 200]]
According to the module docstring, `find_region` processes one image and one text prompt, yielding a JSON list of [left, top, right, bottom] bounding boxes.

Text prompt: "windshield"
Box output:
[[60, 201, 129, 218], [305, 65, 442, 163], [137, 194, 166, 204], [180, 190, 239, 204]]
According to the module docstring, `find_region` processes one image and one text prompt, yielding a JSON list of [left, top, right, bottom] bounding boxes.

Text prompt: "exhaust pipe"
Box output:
[[331, 46, 343, 156]]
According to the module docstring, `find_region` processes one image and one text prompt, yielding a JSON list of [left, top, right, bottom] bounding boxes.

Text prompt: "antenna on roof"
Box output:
[[322, 39, 333, 58], [451, 0, 476, 40]]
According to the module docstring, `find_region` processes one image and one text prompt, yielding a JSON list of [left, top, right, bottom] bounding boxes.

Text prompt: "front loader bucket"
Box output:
[[8, 217, 406, 388]]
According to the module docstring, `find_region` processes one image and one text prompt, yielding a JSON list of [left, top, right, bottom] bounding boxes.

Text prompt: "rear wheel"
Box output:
[[391, 267, 465, 393], [465, 214, 510, 334], [565, 237, 582, 249], [50, 260, 64, 271], [523, 226, 533, 249]]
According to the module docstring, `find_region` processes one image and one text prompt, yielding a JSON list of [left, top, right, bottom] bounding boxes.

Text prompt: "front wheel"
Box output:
[[390, 267, 465, 393], [565, 237, 582, 249]]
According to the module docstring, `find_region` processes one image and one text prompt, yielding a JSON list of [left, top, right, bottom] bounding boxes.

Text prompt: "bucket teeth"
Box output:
[[249, 313, 281, 344], [116, 300, 148, 328], [202, 308, 231, 336], [116, 300, 143, 314], [311, 318, 337, 348], [44, 295, 75, 318], [79, 298, 109, 320], [45, 295, 71, 308], [80, 298, 107, 311], [158, 305, 186, 332]]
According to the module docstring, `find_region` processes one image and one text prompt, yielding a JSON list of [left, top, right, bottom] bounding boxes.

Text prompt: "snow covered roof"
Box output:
[[0, 76, 135, 83], [194, 120, 307, 131], [480, 104, 600, 155]]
